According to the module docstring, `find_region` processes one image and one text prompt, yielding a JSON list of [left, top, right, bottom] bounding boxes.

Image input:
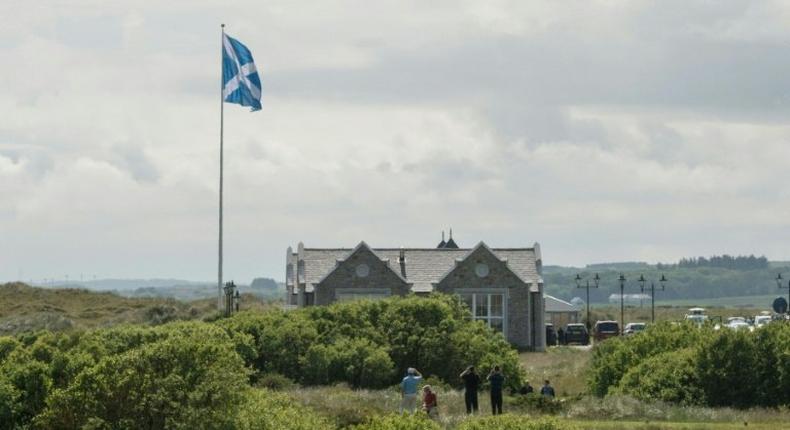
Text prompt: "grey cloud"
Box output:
[[112, 144, 160, 183]]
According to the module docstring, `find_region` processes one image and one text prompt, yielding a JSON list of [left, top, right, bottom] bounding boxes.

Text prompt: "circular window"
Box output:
[[475, 263, 489, 278], [356, 264, 370, 278]]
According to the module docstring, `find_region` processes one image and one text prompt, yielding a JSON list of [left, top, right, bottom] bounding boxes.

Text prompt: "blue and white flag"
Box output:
[[222, 33, 262, 111]]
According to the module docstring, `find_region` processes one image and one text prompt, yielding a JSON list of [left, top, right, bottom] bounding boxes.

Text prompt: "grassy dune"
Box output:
[[0, 282, 272, 334]]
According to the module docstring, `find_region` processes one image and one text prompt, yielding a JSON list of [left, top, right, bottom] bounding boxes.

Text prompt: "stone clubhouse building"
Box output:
[[285, 234, 546, 350]]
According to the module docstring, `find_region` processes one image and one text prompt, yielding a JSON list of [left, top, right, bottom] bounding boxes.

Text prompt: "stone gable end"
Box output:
[[435, 245, 532, 348], [315, 245, 410, 305]]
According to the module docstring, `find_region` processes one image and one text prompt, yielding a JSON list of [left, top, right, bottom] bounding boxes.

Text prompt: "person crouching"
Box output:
[[422, 385, 438, 418]]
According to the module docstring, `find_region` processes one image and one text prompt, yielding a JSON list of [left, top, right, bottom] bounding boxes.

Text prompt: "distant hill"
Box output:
[[544, 261, 790, 305], [0, 283, 273, 335], [29, 277, 285, 302], [33, 278, 213, 291]]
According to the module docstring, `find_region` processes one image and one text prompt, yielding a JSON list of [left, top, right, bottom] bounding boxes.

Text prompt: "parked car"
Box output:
[[684, 307, 708, 326], [546, 323, 557, 346], [624, 322, 647, 335], [564, 323, 590, 345], [755, 315, 772, 328], [594, 320, 620, 342], [726, 320, 753, 332]]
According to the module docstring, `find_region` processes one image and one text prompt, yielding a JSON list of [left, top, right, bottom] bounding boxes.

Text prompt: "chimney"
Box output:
[[398, 247, 407, 277]]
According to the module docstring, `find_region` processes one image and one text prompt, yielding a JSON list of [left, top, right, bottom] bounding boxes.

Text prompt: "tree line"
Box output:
[[661, 254, 769, 271]]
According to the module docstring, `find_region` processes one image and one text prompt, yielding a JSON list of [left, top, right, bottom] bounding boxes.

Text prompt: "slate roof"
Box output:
[[293, 243, 541, 293]]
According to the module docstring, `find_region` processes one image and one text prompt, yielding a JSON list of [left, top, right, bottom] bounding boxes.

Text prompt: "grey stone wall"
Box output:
[[434, 246, 532, 348], [315, 245, 410, 305]]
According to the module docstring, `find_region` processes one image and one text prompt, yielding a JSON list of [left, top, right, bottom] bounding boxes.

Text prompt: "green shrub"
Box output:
[[457, 414, 574, 430], [222, 295, 523, 390], [235, 389, 333, 430], [0, 349, 51, 425], [254, 372, 296, 391], [0, 337, 21, 362], [350, 413, 442, 430], [329, 338, 394, 388], [587, 322, 708, 397], [507, 393, 564, 415], [0, 377, 20, 430], [36, 322, 249, 429], [587, 321, 790, 408], [615, 348, 703, 405], [696, 329, 758, 408]]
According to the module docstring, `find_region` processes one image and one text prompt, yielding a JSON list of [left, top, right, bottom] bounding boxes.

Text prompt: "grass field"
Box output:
[[287, 385, 790, 429], [285, 346, 790, 429], [520, 346, 590, 396]]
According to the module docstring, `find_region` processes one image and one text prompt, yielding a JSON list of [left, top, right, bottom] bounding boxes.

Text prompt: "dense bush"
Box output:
[[615, 348, 703, 405], [588, 321, 790, 408], [457, 415, 574, 430], [235, 389, 334, 430], [587, 322, 707, 397], [224, 294, 523, 389], [253, 372, 296, 391], [0, 294, 526, 427], [507, 393, 564, 415], [349, 413, 442, 430], [36, 323, 249, 429]]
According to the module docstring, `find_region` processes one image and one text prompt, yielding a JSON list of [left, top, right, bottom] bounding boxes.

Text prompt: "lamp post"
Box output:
[[223, 281, 237, 317], [575, 273, 600, 330], [618, 274, 626, 335], [637, 274, 667, 323], [776, 274, 790, 316]]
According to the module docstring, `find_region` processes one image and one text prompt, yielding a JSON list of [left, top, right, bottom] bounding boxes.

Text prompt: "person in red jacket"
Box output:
[[422, 385, 438, 418]]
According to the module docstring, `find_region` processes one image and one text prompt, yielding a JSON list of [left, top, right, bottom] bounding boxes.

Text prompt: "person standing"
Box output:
[[400, 368, 423, 413], [460, 365, 481, 414], [487, 366, 505, 415], [540, 379, 555, 398]]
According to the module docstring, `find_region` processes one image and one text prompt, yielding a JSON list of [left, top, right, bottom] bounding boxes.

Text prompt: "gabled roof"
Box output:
[[545, 295, 579, 313], [311, 241, 410, 288], [291, 241, 541, 293]]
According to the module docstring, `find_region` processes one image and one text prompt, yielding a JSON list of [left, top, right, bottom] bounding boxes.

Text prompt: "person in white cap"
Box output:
[[400, 367, 423, 413]]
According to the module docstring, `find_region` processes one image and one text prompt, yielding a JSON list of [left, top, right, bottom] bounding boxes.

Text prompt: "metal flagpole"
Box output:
[[218, 23, 225, 310]]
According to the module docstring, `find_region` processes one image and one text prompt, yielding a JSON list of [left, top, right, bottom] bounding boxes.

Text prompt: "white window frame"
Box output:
[[458, 289, 508, 338]]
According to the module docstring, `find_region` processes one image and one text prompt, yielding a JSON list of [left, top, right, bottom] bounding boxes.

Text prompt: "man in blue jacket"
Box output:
[[400, 367, 423, 413]]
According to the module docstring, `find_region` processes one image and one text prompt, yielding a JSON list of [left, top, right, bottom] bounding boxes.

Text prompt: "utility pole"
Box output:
[[575, 273, 600, 330], [618, 274, 626, 335]]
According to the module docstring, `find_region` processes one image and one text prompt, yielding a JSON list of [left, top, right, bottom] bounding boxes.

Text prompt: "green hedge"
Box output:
[[588, 321, 790, 407]]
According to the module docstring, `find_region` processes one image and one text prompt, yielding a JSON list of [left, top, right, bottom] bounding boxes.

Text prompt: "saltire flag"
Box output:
[[222, 34, 262, 111]]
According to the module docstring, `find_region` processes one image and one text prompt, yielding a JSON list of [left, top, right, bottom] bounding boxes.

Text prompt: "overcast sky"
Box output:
[[2, 1, 790, 283]]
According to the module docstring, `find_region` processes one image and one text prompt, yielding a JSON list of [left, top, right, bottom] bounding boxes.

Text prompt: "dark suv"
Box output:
[[564, 323, 590, 345], [593, 320, 620, 342]]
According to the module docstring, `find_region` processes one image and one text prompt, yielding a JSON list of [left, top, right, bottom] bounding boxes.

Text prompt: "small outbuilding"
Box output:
[[544, 295, 581, 328]]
